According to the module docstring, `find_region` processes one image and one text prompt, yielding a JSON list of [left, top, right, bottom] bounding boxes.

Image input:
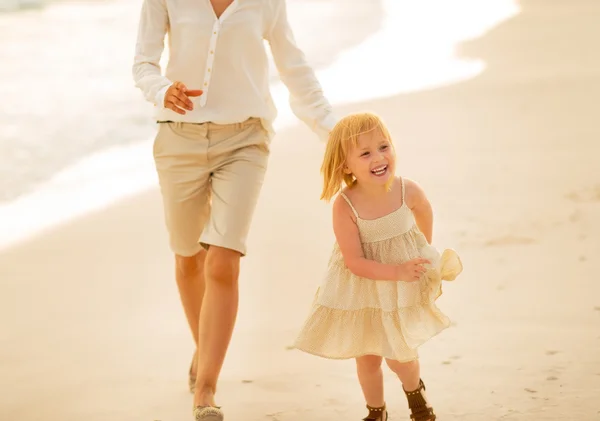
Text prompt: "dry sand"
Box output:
[[1, 0, 599, 420]]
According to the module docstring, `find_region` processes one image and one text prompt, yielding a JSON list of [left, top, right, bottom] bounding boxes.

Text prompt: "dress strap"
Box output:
[[400, 177, 405, 204], [340, 192, 359, 217]]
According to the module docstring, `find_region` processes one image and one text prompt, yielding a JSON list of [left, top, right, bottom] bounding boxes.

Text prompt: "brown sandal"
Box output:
[[403, 379, 436, 421], [363, 404, 388, 421]]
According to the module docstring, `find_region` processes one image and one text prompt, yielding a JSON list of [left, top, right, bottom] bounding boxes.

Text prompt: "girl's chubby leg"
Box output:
[[384, 358, 421, 391], [356, 355, 388, 421]]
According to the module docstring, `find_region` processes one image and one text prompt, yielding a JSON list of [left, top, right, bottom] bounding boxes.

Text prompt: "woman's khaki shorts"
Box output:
[[153, 118, 270, 257]]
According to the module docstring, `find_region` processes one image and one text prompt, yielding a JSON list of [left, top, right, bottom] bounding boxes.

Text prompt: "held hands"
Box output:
[[396, 258, 431, 282], [164, 81, 203, 115]]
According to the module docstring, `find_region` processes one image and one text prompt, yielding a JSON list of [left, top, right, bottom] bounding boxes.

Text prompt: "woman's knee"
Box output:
[[175, 249, 206, 278], [356, 355, 383, 373], [204, 246, 241, 286]]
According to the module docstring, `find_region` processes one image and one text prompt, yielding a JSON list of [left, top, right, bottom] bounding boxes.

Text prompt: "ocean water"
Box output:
[[0, 0, 519, 250], [0, 0, 382, 204]]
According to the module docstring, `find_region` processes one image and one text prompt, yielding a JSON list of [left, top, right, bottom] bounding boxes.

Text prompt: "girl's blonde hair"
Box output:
[[320, 112, 394, 201]]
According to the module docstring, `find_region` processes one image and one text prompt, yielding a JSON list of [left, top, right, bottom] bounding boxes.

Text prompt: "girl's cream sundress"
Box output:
[[294, 178, 463, 362]]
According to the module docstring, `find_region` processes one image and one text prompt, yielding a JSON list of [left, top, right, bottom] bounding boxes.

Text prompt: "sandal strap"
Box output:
[[362, 404, 387, 421], [404, 379, 427, 406]]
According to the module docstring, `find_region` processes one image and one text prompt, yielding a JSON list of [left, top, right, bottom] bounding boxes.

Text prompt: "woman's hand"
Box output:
[[164, 81, 203, 114]]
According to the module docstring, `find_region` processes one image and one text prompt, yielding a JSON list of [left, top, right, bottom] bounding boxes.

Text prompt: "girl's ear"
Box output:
[[343, 165, 352, 175]]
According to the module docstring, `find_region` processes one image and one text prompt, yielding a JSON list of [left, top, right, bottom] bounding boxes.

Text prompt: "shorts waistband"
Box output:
[[157, 117, 261, 131]]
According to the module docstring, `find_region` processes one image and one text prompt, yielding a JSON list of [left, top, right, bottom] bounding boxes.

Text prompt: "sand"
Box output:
[[1, 0, 599, 420]]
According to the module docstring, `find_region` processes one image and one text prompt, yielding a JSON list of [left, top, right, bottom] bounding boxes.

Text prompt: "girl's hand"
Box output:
[[396, 258, 431, 282]]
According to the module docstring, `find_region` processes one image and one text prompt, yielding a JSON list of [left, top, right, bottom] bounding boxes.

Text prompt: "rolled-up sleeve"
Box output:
[[265, 0, 337, 141], [132, 0, 172, 107]]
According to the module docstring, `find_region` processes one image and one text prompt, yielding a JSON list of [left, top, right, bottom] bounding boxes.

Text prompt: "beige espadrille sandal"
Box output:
[[193, 405, 224, 421]]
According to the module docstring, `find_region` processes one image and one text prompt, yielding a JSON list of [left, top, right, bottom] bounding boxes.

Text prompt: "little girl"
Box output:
[[294, 112, 463, 421]]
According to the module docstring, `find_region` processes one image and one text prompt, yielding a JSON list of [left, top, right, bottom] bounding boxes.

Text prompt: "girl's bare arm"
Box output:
[[404, 178, 433, 244]]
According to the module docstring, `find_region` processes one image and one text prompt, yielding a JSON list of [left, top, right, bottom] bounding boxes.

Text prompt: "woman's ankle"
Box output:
[[194, 385, 217, 407], [190, 350, 198, 376]]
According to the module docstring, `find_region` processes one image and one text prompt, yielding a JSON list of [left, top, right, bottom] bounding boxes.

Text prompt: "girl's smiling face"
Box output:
[[345, 129, 396, 189]]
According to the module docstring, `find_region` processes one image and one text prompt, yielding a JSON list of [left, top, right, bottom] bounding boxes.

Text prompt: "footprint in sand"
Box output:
[[442, 355, 462, 365], [484, 235, 536, 247], [545, 350, 560, 356], [547, 376, 559, 381], [569, 209, 583, 223], [266, 412, 284, 421], [566, 185, 600, 203]]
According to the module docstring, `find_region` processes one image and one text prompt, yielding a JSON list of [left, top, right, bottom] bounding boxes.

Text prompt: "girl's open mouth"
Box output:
[[371, 165, 388, 177]]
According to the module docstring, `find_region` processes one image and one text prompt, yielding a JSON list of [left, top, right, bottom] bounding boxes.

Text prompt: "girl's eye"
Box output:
[[361, 152, 370, 157], [380, 145, 388, 151]]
